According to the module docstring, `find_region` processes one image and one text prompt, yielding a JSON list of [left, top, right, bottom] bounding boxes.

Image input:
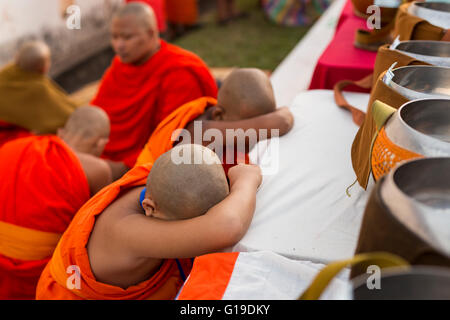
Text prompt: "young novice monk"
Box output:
[[36, 144, 261, 300], [135, 68, 294, 173], [0, 106, 112, 300]]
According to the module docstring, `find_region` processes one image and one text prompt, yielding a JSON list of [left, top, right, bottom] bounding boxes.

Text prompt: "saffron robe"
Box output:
[[165, 0, 198, 25], [135, 97, 249, 174], [36, 164, 192, 300], [0, 136, 90, 300], [91, 40, 217, 168], [0, 120, 31, 148]]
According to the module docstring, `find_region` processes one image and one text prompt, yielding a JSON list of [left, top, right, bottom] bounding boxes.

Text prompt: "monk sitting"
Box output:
[[0, 120, 30, 148], [91, 2, 217, 179], [0, 41, 78, 139], [0, 106, 112, 300], [36, 144, 261, 300], [136, 68, 294, 173]]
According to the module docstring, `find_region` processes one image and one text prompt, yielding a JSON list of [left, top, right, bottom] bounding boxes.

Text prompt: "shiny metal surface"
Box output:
[[353, 266, 450, 300], [385, 99, 450, 155], [387, 65, 450, 100], [381, 158, 450, 256], [394, 41, 450, 67], [408, 1, 450, 29]]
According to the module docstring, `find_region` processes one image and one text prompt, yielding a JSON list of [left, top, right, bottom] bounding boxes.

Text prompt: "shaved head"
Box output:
[[59, 106, 110, 156], [15, 41, 51, 74], [64, 106, 110, 140], [114, 2, 157, 31], [147, 144, 230, 220], [217, 68, 276, 121]]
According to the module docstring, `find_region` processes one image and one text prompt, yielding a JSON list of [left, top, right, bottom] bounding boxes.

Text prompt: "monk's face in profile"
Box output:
[[111, 15, 156, 65]]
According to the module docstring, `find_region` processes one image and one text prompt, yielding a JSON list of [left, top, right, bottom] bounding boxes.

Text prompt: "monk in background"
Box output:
[[136, 68, 294, 173], [0, 41, 78, 144], [36, 145, 261, 300], [0, 107, 112, 300], [165, 0, 200, 38], [217, 0, 247, 25], [125, 0, 167, 35], [92, 3, 217, 179]]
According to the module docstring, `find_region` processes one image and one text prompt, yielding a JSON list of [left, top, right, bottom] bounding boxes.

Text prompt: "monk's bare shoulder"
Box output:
[[87, 186, 161, 287], [76, 153, 113, 196]]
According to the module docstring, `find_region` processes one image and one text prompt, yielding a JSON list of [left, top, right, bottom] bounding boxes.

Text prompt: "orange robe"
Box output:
[[36, 164, 192, 300], [91, 40, 217, 168], [165, 0, 198, 25], [0, 120, 31, 148], [135, 97, 249, 174], [0, 136, 90, 300]]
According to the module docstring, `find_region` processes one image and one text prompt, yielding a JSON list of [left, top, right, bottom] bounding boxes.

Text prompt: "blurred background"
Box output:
[[0, 0, 330, 94]]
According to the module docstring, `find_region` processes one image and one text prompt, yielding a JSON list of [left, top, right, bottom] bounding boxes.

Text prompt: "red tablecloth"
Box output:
[[308, 14, 377, 92]]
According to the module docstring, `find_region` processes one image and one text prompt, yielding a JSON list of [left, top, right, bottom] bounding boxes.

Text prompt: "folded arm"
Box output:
[[114, 164, 261, 259], [200, 107, 294, 150]]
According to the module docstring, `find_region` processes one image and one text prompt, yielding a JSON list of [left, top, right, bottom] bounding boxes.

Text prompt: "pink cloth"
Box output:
[[126, 0, 167, 33], [308, 17, 377, 92]]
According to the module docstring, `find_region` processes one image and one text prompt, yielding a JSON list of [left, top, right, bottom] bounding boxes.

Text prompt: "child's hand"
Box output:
[[228, 164, 262, 190], [275, 106, 294, 136]]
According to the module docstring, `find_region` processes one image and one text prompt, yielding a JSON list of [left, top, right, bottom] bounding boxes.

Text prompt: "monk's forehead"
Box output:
[[111, 14, 149, 32]]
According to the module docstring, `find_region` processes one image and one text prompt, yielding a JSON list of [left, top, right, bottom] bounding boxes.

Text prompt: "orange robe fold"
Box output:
[[36, 164, 192, 300], [136, 97, 217, 166], [0, 136, 90, 300], [91, 40, 217, 168], [135, 97, 250, 174]]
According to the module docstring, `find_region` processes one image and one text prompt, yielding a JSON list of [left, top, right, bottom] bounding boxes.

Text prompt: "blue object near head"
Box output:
[[139, 187, 147, 211]]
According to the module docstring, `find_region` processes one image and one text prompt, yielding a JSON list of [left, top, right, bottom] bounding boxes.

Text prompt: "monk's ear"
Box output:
[[212, 106, 225, 121], [96, 138, 109, 153], [142, 198, 156, 217]]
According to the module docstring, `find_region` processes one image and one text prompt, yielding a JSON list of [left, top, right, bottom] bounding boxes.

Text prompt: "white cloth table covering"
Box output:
[[234, 90, 373, 264]]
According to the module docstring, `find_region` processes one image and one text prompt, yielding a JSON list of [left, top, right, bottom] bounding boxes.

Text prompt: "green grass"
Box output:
[[173, 0, 311, 71]]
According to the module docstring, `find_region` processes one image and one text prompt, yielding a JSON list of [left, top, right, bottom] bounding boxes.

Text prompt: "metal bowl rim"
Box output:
[[396, 98, 450, 145]]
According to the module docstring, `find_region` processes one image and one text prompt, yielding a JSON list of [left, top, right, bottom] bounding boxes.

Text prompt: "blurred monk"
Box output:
[[217, 0, 246, 25], [166, 0, 198, 26], [92, 3, 217, 179], [0, 106, 112, 300], [165, 0, 199, 38], [0, 41, 78, 138], [36, 144, 261, 300], [125, 0, 167, 34], [136, 68, 294, 173]]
